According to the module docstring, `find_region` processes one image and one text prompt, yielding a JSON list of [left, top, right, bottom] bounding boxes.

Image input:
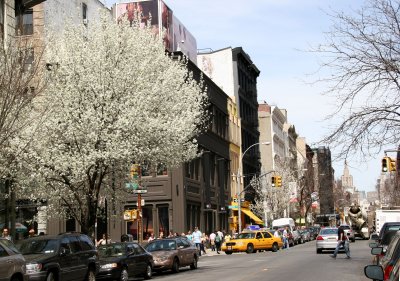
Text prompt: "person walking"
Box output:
[[209, 231, 216, 251], [282, 227, 289, 249], [215, 230, 222, 254], [200, 233, 207, 255], [97, 233, 111, 246], [330, 224, 351, 259], [192, 226, 202, 256]]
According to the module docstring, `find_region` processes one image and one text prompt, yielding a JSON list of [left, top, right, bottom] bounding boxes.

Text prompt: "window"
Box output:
[[16, 8, 33, 35], [78, 235, 94, 251], [82, 3, 87, 20], [0, 245, 8, 257], [68, 236, 82, 253], [0, 0, 4, 38]]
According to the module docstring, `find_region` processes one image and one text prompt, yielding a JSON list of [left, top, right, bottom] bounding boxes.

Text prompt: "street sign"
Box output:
[[133, 189, 148, 194], [228, 205, 238, 209], [136, 199, 145, 206]]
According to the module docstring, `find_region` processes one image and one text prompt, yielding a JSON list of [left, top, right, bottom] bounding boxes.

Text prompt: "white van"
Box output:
[[272, 218, 296, 232]]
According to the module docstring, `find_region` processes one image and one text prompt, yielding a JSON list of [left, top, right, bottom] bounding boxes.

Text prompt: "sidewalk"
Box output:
[[200, 250, 222, 257]]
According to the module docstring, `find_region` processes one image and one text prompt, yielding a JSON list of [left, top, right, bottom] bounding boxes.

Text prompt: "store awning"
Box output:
[[241, 209, 263, 225]]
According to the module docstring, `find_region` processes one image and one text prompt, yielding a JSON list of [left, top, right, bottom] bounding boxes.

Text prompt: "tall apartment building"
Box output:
[[198, 47, 261, 200]]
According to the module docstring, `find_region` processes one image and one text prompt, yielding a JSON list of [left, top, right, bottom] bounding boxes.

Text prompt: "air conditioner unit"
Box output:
[[83, 18, 88, 25]]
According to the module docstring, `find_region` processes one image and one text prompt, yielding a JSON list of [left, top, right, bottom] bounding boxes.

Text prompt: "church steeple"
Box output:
[[341, 160, 354, 192]]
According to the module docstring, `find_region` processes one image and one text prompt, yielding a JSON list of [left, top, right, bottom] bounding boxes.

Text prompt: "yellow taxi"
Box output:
[[221, 230, 283, 254]]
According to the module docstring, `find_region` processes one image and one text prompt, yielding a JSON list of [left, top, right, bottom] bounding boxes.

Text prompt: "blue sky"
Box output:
[[106, 0, 381, 192]]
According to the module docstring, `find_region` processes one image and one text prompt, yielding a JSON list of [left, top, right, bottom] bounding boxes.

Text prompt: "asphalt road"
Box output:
[[148, 238, 374, 281]]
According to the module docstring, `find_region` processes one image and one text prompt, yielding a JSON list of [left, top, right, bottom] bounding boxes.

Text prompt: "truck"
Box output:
[[375, 209, 400, 236], [344, 204, 370, 240]]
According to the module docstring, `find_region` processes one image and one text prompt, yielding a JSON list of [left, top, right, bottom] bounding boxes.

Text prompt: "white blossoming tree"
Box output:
[[21, 15, 207, 236]]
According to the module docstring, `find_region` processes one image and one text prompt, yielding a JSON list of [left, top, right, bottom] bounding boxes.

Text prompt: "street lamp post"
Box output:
[[237, 141, 270, 234]]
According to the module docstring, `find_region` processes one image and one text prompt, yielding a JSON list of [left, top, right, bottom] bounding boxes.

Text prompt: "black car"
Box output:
[[96, 242, 153, 281], [16, 232, 98, 281]]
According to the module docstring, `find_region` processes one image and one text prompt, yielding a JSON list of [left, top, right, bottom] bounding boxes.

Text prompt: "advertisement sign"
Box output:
[[114, 1, 197, 63]]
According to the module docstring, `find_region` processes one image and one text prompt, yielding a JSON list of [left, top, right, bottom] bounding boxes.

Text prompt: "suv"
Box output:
[[16, 232, 98, 281], [0, 238, 28, 281]]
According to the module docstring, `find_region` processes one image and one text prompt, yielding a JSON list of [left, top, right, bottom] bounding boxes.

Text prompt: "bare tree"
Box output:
[[315, 0, 400, 159]]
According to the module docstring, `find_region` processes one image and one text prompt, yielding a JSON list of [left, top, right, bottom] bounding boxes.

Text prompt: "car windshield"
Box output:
[[145, 240, 176, 252], [320, 229, 338, 235], [381, 230, 398, 245], [236, 233, 255, 239], [0, 239, 20, 254], [17, 239, 59, 255], [98, 244, 125, 257]]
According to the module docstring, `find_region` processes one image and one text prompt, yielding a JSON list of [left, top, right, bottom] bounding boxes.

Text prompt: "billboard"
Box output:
[[113, 0, 197, 63]]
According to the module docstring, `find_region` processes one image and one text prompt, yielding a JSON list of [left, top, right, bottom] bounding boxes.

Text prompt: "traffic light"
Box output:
[[130, 164, 140, 179], [271, 176, 276, 187], [382, 157, 389, 172], [276, 176, 282, 187], [390, 158, 397, 172]]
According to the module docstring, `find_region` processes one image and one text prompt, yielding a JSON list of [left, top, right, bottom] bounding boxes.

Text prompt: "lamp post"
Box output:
[[237, 141, 270, 233]]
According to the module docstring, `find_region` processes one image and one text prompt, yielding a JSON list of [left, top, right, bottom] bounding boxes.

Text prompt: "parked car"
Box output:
[[221, 230, 283, 254], [341, 224, 355, 242], [96, 242, 153, 281], [16, 232, 99, 281], [378, 222, 400, 242], [316, 227, 342, 254], [365, 235, 400, 281], [0, 238, 28, 281], [299, 230, 311, 243], [143, 237, 198, 273], [370, 230, 400, 280], [292, 230, 303, 244]]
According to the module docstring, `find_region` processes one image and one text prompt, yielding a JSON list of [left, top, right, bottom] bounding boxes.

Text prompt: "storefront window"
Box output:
[[158, 206, 169, 234], [15, 8, 33, 36]]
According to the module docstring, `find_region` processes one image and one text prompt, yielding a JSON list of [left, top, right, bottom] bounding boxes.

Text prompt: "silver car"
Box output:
[[0, 238, 28, 281], [316, 227, 341, 254]]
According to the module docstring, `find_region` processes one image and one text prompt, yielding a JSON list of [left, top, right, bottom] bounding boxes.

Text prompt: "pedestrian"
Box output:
[[2, 228, 12, 241], [215, 230, 222, 254], [209, 231, 216, 251], [168, 230, 174, 238], [282, 227, 289, 249], [330, 224, 351, 259], [121, 234, 129, 242], [147, 233, 155, 242], [97, 233, 111, 246], [28, 228, 36, 238], [186, 230, 193, 241], [200, 233, 207, 255], [192, 226, 202, 256], [158, 231, 164, 239]]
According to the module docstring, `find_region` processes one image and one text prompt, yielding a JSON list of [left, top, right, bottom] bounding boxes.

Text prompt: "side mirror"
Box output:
[[371, 247, 383, 256], [60, 247, 70, 256], [370, 233, 379, 241], [369, 242, 378, 248], [364, 265, 384, 280]]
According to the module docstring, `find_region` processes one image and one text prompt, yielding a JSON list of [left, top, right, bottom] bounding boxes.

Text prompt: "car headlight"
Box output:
[[101, 263, 118, 269], [26, 263, 42, 274], [157, 256, 169, 261]]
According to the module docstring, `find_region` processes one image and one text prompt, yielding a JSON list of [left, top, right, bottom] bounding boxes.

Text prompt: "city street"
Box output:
[[150, 239, 373, 281]]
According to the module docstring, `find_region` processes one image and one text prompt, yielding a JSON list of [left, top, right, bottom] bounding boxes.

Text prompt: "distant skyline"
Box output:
[[106, 0, 382, 192]]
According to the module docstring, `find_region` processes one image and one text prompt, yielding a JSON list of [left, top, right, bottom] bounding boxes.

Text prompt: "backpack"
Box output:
[[215, 235, 221, 243]]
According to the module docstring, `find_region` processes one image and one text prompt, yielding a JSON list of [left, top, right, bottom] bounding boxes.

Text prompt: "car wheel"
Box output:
[[120, 268, 129, 281], [46, 272, 56, 281], [86, 268, 96, 281], [190, 255, 198, 269], [272, 243, 279, 252], [225, 251, 233, 255], [11, 276, 22, 281], [316, 249, 322, 254], [143, 263, 152, 280], [172, 258, 180, 273], [246, 244, 254, 254]]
